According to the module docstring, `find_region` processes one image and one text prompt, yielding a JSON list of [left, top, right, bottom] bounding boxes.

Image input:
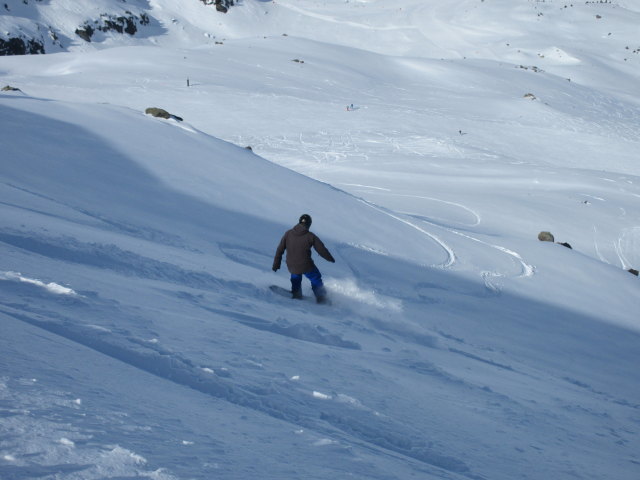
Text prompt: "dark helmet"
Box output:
[[299, 214, 312, 227]]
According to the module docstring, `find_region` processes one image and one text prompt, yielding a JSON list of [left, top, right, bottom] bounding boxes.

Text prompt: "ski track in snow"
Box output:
[[347, 190, 534, 284], [0, 227, 477, 476], [445, 227, 535, 280], [0, 302, 477, 478], [592, 224, 640, 269], [2, 183, 192, 250], [383, 193, 481, 228], [0, 224, 550, 479], [275, 0, 419, 33], [356, 198, 534, 284], [357, 199, 456, 269], [184, 295, 362, 351], [250, 130, 536, 283], [0, 230, 261, 297]]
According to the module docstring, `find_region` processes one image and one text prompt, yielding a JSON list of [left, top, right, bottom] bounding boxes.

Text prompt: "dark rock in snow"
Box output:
[[2, 0, 233, 54], [145, 107, 184, 122], [75, 26, 94, 43], [538, 231, 555, 242], [198, 0, 235, 13], [0, 36, 45, 56], [75, 12, 151, 42]]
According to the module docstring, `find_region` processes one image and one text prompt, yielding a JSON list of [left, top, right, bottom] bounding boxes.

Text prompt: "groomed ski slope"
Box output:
[[1, 1, 640, 479]]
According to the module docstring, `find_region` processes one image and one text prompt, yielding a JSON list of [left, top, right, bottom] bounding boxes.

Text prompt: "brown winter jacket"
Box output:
[[273, 223, 335, 274]]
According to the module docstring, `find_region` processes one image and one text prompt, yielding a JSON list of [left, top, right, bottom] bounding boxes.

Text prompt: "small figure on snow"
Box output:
[[272, 214, 335, 303]]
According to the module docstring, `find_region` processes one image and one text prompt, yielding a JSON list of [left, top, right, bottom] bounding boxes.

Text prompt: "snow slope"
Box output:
[[1, 1, 640, 479]]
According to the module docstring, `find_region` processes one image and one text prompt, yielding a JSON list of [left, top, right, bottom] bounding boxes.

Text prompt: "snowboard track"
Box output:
[[0, 305, 477, 479]]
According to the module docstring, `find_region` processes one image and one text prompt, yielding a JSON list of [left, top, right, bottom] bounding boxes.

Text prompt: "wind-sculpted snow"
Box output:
[[0, 374, 176, 479], [0, 231, 229, 291], [2, 89, 640, 480], [0, 303, 477, 477], [189, 301, 362, 350], [0, 271, 77, 296]]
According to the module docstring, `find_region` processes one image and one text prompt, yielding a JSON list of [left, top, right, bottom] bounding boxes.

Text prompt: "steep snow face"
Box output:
[[0, 94, 449, 268], [2, 87, 640, 480]]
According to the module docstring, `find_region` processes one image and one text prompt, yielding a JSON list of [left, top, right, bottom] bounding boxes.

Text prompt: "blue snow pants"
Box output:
[[291, 267, 326, 298]]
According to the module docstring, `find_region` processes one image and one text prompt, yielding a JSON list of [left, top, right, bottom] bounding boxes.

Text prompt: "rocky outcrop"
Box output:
[[0, 36, 44, 55], [537, 231, 572, 249], [537, 231, 555, 243], [199, 0, 235, 14], [145, 107, 183, 122], [75, 12, 150, 42], [0, 0, 62, 56], [1, 0, 233, 55]]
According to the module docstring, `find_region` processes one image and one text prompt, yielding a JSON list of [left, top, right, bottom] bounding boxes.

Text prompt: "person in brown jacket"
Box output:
[[272, 214, 335, 303]]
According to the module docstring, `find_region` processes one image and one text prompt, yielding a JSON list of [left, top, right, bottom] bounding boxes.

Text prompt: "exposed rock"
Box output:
[[75, 26, 94, 43], [0, 36, 45, 56], [0, 3, 64, 56], [75, 12, 150, 42], [518, 65, 544, 73], [538, 231, 573, 249], [537, 231, 555, 242], [198, 0, 235, 13], [145, 107, 183, 122]]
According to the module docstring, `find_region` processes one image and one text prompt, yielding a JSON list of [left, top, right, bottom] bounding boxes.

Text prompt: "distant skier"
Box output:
[[272, 214, 335, 303]]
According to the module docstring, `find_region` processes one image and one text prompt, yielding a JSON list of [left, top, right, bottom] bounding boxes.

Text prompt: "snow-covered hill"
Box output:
[[1, 1, 639, 479]]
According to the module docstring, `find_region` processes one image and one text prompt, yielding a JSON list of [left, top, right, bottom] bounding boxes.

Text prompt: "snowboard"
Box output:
[[269, 285, 296, 298], [269, 285, 330, 305]]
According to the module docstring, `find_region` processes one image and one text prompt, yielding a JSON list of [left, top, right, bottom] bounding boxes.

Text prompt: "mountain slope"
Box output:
[[1, 1, 640, 479], [1, 89, 639, 480]]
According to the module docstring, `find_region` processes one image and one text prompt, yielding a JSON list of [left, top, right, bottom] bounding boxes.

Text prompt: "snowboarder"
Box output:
[[272, 214, 335, 303]]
